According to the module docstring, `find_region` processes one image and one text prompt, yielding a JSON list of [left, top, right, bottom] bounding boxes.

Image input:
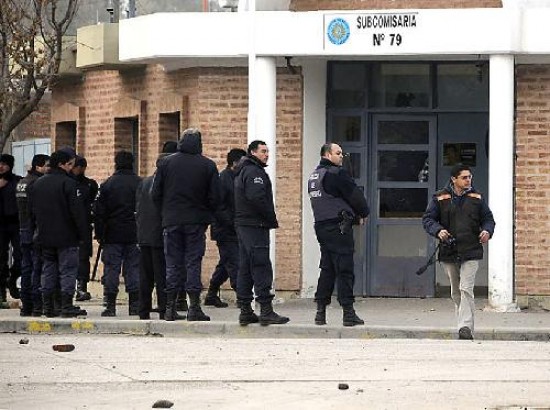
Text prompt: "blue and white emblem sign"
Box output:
[[327, 18, 350, 45]]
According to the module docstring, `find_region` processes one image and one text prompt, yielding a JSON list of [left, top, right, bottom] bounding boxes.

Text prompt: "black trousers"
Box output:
[[236, 226, 274, 304], [209, 241, 239, 290], [314, 222, 355, 307], [139, 246, 166, 316], [77, 226, 93, 285], [0, 223, 21, 296]]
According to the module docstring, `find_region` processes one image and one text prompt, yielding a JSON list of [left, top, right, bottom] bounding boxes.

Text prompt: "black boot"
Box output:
[[128, 291, 139, 316], [259, 302, 289, 326], [314, 301, 327, 325], [42, 293, 55, 318], [75, 281, 91, 301], [61, 293, 87, 318], [176, 292, 188, 311], [187, 293, 210, 321], [32, 293, 43, 317], [101, 293, 117, 317], [165, 292, 185, 321], [52, 290, 62, 317], [238, 302, 259, 326], [204, 286, 228, 308], [342, 305, 364, 327]]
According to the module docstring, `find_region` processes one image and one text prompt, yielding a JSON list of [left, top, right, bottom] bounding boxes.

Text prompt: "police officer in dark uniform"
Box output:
[[95, 151, 142, 317], [0, 154, 22, 303], [422, 163, 495, 340], [16, 154, 49, 316], [71, 156, 98, 302], [151, 128, 221, 322], [234, 140, 289, 326], [307, 143, 369, 327], [205, 148, 247, 308], [28, 150, 88, 318], [135, 145, 177, 321]]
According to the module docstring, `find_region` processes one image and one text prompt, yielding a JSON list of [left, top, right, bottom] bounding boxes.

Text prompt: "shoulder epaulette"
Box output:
[[436, 193, 451, 201], [466, 192, 482, 200]]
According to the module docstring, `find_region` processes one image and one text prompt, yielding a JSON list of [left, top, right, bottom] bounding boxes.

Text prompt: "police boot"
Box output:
[[187, 293, 210, 322], [101, 293, 117, 317], [128, 291, 140, 316], [238, 302, 259, 326], [20, 294, 34, 317], [75, 281, 91, 302], [259, 302, 290, 326], [61, 293, 87, 318], [314, 302, 327, 325], [52, 290, 62, 317], [176, 292, 188, 312], [165, 292, 185, 321], [32, 293, 43, 317], [204, 286, 228, 308], [342, 305, 364, 327], [42, 293, 55, 318]]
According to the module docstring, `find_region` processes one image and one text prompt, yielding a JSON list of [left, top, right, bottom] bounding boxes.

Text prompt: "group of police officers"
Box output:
[[0, 127, 493, 335]]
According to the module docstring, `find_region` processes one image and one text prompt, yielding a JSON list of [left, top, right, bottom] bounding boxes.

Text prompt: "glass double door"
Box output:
[[344, 115, 437, 297]]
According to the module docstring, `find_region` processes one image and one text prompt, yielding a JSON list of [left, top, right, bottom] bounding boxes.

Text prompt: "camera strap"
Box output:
[[415, 242, 441, 276]]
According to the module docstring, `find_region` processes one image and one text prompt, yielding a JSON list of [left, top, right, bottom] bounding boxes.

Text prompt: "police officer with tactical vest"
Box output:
[[307, 143, 369, 327], [16, 154, 49, 316], [28, 150, 88, 318], [422, 163, 495, 340]]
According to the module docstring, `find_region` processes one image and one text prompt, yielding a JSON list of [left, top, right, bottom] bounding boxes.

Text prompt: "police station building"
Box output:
[[50, 0, 550, 311]]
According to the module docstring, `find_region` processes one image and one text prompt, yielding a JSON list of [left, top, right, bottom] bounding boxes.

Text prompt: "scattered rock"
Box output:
[[338, 383, 349, 390], [152, 399, 174, 408], [52, 344, 75, 352], [19, 338, 29, 345]]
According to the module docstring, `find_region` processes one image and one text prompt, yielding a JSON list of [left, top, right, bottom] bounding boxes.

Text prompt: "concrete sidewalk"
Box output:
[[2, 296, 550, 341]]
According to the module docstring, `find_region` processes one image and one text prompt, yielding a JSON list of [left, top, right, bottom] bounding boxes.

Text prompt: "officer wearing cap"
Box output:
[[71, 156, 98, 302], [0, 153, 22, 303], [28, 150, 88, 317], [16, 154, 49, 316]]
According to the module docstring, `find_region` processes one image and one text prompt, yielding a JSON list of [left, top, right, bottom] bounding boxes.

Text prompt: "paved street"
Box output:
[[2, 334, 550, 409]]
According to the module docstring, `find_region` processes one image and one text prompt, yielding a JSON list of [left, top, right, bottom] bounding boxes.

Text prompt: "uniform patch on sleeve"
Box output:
[[436, 193, 451, 201], [466, 192, 482, 199], [253, 177, 264, 185]]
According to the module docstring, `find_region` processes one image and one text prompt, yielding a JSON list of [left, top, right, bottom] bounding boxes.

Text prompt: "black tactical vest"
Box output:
[[308, 166, 354, 223], [16, 172, 40, 229]]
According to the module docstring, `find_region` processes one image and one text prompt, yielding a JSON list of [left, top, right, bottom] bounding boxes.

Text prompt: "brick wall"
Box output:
[[10, 94, 52, 143], [515, 65, 550, 297], [51, 64, 303, 291], [290, 0, 502, 10]]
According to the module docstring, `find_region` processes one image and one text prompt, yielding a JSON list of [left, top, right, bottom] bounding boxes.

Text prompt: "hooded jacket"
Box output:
[[234, 155, 278, 229], [151, 132, 220, 227]]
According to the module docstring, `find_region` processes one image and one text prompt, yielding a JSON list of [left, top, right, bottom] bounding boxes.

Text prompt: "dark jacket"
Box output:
[[28, 168, 87, 248], [94, 169, 141, 244], [210, 167, 238, 242], [74, 173, 98, 225], [312, 158, 370, 225], [16, 170, 43, 231], [151, 133, 220, 227], [234, 155, 278, 229], [422, 185, 495, 262], [136, 175, 163, 247], [0, 170, 22, 226]]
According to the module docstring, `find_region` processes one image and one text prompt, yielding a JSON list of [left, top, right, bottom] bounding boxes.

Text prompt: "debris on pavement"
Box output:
[[338, 383, 349, 390], [19, 338, 29, 344], [152, 399, 174, 408], [52, 344, 75, 352]]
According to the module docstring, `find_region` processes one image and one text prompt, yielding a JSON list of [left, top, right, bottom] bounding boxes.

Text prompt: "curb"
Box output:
[[1, 318, 550, 341]]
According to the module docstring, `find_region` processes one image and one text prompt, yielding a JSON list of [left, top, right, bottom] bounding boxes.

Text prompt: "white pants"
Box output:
[[441, 260, 479, 332]]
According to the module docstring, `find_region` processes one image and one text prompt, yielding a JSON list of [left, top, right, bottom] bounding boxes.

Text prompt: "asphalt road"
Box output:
[[1, 334, 550, 409]]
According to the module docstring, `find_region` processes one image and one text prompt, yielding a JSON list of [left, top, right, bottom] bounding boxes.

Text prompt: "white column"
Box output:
[[488, 54, 518, 312], [301, 59, 327, 298], [252, 56, 278, 279]]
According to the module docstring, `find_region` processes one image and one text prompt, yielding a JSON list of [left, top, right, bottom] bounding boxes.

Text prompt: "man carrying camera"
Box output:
[[307, 143, 369, 327], [422, 163, 495, 340]]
